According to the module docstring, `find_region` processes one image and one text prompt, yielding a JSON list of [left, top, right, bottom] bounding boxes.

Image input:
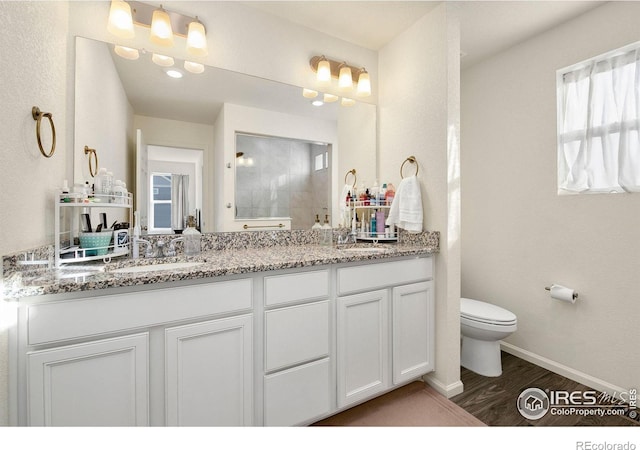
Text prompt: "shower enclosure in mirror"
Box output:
[[235, 133, 330, 230]]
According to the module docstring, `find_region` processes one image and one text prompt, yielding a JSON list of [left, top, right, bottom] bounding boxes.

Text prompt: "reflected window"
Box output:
[[149, 173, 172, 232]]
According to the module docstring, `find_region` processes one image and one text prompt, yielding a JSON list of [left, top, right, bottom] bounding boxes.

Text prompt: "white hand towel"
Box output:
[[385, 175, 423, 232]]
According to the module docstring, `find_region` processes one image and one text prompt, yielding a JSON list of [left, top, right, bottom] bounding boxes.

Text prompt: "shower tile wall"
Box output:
[[236, 135, 328, 229]]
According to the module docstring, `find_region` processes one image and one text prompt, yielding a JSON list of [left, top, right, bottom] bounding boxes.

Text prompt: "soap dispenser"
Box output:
[[183, 215, 201, 256], [312, 214, 322, 230], [321, 215, 332, 246]]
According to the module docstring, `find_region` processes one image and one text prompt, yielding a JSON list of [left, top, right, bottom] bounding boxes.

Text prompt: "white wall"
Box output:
[[74, 37, 132, 187], [379, 3, 462, 397], [0, 1, 70, 425], [461, 1, 640, 391]]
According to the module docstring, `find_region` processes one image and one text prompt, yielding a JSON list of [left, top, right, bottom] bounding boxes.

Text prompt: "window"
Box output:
[[149, 173, 172, 232], [557, 43, 640, 194]]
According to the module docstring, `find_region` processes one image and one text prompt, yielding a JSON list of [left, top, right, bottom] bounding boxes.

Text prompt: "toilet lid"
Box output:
[[461, 298, 517, 324]]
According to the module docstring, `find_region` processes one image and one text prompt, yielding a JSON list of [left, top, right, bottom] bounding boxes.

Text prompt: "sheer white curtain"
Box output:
[[558, 47, 640, 193]]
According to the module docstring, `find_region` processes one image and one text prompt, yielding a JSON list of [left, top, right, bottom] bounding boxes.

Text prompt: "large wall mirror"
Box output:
[[74, 36, 376, 232]]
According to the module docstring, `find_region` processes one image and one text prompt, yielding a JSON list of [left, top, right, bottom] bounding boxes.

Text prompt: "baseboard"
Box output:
[[500, 342, 627, 396], [422, 373, 464, 398]]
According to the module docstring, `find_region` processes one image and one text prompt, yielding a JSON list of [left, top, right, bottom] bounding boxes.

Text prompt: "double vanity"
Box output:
[[3, 231, 439, 426]]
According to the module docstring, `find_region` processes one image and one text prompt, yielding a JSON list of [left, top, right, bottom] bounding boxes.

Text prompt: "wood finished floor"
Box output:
[[451, 352, 638, 426]]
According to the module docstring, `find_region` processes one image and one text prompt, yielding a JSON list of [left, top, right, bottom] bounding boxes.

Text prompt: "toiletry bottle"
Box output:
[[376, 210, 385, 237], [312, 214, 322, 230], [380, 183, 387, 204], [385, 183, 396, 206], [95, 168, 107, 195], [370, 212, 376, 238], [112, 180, 126, 204], [106, 172, 114, 196], [183, 215, 201, 256], [321, 215, 332, 246]]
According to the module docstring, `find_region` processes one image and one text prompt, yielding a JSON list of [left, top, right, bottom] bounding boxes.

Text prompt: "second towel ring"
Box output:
[[344, 169, 357, 188], [84, 146, 99, 177], [32, 106, 56, 158], [400, 156, 419, 178]]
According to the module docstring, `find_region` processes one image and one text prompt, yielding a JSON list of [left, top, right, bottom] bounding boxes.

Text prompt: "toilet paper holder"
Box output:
[[545, 286, 578, 300]]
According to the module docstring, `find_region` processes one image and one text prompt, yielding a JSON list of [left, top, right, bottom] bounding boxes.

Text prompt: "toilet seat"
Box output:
[[461, 297, 517, 326]]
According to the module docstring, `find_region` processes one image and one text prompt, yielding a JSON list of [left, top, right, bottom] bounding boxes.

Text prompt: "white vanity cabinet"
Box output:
[[17, 278, 253, 426], [27, 333, 149, 426], [262, 270, 331, 426], [165, 314, 253, 426], [336, 257, 434, 409]]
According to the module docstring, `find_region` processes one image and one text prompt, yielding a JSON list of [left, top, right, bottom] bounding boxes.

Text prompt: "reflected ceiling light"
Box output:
[[165, 69, 183, 79], [114, 45, 139, 60], [323, 93, 339, 103], [150, 5, 174, 47], [356, 68, 371, 97], [312, 99, 324, 107], [186, 18, 208, 56], [338, 63, 353, 90], [184, 61, 205, 74], [341, 97, 356, 107], [107, 0, 135, 39], [302, 88, 318, 99], [152, 53, 174, 67]]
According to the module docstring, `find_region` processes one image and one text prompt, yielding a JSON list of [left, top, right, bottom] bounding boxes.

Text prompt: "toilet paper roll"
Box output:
[[550, 284, 577, 304]]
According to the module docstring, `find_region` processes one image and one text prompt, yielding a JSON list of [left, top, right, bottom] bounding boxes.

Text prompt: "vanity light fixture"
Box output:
[[149, 5, 174, 47], [184, 61, 205, 74], [152, 53, 174, 67], [107, 1, 208, 57], [114, 45, 140, 60], [341, 97, 355, 107], [323, 93, 339, 103], [107, 0, 135, 39], [338, 63, 353, 90], [356, 68, 371, 97], [309, 55, 371, 97]]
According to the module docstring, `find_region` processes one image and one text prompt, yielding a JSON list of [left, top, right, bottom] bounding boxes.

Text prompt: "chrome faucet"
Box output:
[[165, 237, 184, 257], [132, 237, 153, 259], [337, 230, 357, 245]]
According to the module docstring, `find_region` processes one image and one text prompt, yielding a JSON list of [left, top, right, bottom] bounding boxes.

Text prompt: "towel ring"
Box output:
[[32, 106, 56, 158], [400, 156, 419, 179], [344, 169, 357, 188], [84, 146, 99, 177]]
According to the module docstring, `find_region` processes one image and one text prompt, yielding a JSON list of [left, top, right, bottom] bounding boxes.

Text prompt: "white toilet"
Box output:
[[460, 297, 517, 377]]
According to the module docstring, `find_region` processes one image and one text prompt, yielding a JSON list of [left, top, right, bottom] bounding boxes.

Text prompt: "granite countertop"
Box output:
[[2, 241, 438, 301]]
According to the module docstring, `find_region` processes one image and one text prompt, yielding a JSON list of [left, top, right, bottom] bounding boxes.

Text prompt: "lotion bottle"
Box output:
[[183, 215, 201, 256]]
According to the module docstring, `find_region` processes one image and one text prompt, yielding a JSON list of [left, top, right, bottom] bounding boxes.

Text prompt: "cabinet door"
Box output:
[[27, 333, 149, 426], [392, 281, 434, 385], [337, 290, 389, 409], [165, 315, 253, 426]]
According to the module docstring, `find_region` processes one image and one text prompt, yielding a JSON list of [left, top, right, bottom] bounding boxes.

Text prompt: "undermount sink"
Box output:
[[111, 261, 204, 274], [338, 247, 388, 254]]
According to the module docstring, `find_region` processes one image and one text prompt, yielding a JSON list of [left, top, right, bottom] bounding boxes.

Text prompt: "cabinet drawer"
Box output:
[[28, 278, 252, 345], [264, 300, 329, 372], [264, 358, 330, 426], [337, 257, 432, 295], [264, 269, 329, 307]]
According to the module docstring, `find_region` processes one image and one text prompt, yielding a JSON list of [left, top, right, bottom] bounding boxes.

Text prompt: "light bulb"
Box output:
[[165, 69, 183, 79], [357, 69, 371, 97], [184, 61, 205, 74], [186, 19, 208, 56], [323, 93, 339, 103], [341, 97, 356, 107], [302, 88, 318, 99], [338, 63, 353, 90], [150, 6, 174, 47], [107, 0, 134, 39], [114, 45, 139, 60], [317, 57, 331, 85], [152, 53, 174, 67]]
